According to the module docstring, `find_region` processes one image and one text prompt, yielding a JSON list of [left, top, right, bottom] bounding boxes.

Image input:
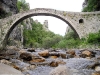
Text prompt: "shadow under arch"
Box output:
[[2, 13, 80, 49]]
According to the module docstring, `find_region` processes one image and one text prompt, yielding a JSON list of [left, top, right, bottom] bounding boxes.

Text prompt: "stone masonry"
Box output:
[[0, 8, 100, 50]]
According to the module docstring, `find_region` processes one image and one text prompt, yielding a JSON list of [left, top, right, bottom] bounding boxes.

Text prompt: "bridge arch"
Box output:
[[2, 8, 80, 49]]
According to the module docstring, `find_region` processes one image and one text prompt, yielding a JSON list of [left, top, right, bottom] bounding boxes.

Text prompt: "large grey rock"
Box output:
[[49, 65, 72, 75], [0, 63, 24, 75]]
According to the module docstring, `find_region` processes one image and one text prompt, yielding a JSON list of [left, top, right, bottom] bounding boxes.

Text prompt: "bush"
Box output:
[[82, 0, 100, 12], [87, 31, 100, 44], [17, 0, 29, 11]]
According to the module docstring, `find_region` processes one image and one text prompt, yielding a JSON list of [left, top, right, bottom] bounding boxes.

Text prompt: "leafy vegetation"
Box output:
[[23, 21, 63, 48], [87, 31, 100, 44], [17, 0, 29, 11], [83, 0, 100, 12]]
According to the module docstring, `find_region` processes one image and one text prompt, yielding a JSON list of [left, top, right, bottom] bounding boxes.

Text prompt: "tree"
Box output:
[[17, 0, 29, 11]]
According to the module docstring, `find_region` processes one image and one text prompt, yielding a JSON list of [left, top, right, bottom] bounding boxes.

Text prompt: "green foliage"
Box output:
[[17, 0, 29, 11], [56, 40, 67, 48], [42, 34, 63, 48], [64, 31, 79, 40], [42, 37, 53, 49], [23, 21, 43, 47], [83, 0, 100, 12], [23, 19, 100, 49], [87, 31, 100, 44]]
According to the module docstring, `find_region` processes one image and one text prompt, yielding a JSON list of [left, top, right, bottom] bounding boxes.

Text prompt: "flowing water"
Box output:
[[7, 49, 98, 75]]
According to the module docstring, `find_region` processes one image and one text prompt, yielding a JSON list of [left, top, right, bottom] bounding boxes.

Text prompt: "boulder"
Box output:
[[49, 65, 72, 75], [38, 50, 49, 57], [20, 53, 32, 61], [49, 61, 58, 67], [0, 63, 24, 75], [66, 50, 75, 56], [60, 53, 66, 59], [82, 50, 92, 57]]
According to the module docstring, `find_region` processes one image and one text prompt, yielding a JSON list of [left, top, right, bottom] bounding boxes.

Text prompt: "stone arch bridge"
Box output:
[[0, 8, 100, 50]]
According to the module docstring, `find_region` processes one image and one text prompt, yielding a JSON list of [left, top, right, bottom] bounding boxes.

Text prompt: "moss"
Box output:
[[10, 20, 13, 24], [63, 12, 67, 16]]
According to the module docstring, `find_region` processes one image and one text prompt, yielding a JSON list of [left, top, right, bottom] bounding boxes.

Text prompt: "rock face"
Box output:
[[0, 0, 22, 47], [65, 26, 72, 34], [9, 18, 33, 48], [43, 20, 49, 31], [0, 0, 18, 17], [0, 0, 33, 48]]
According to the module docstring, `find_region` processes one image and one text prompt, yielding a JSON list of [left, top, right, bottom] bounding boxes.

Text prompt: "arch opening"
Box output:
[[79, 19, 84, 24]]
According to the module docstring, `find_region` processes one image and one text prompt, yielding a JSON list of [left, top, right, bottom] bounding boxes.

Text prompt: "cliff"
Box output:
[[0, 0, 50, 48], [0, 0, 18, 18]]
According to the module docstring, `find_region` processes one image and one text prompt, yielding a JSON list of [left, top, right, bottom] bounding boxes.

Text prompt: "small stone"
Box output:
[[19, 49, 27, 53], [28, 65, 36, 70], [30, 57, 45, 63], [86, 57, 91, 59], [66, 50, 75, 56], [95, 66, 100, 71], [50, 56, 58, 59]]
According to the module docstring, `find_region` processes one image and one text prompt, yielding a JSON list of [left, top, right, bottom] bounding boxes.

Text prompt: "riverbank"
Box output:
[[0, 46, 100, 75]]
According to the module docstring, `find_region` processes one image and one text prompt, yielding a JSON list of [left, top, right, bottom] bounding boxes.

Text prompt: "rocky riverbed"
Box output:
[[0, 46, 100, 75]]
